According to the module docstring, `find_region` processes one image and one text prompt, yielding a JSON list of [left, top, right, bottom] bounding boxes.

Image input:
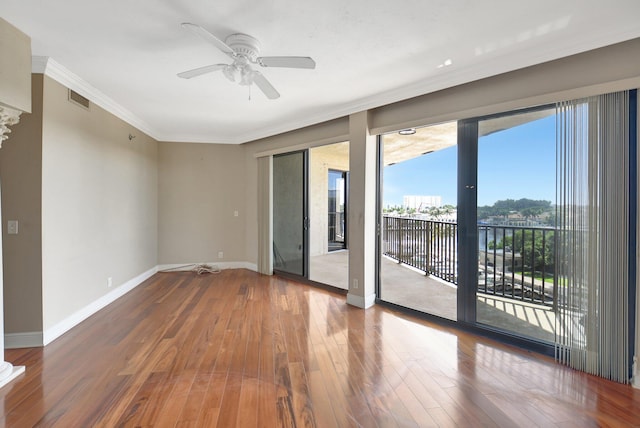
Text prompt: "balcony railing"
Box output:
[[382, 216, 556, 307], [383, 216, 458, 284]]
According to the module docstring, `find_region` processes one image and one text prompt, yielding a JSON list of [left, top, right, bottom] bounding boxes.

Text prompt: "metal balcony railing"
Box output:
[[382, 216, 556, 307], [383, 216, 458, 284]]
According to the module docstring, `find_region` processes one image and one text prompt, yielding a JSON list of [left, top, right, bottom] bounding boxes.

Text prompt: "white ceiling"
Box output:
[[2, 1, 640, 144]]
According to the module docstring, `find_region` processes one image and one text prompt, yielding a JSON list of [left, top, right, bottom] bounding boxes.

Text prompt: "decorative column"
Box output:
[[0, 106, 25, 388], [0, 106, 22, 147], [0, 16, 31, 388]]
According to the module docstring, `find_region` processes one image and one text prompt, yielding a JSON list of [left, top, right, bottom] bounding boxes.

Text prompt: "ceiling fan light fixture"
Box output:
[[222, 65, 239, 82], [239, 67, 255, 86], [178, 24, 315, 100]]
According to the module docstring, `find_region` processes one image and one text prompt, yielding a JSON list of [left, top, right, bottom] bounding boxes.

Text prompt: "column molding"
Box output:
[[0, 105, 22, 148]]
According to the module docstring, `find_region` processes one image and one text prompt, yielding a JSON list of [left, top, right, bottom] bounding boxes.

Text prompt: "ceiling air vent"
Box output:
[[68, 89, 90, 110]]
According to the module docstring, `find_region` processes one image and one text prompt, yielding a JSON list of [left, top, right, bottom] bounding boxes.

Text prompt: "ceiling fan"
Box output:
[[177, 23, 316, 100]]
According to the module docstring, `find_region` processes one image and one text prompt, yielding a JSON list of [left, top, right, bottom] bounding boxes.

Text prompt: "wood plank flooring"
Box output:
[[2, 269, 640, 427]]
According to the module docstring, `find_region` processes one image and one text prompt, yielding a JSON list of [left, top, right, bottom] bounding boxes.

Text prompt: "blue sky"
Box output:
[[383, 114, 556, 207]]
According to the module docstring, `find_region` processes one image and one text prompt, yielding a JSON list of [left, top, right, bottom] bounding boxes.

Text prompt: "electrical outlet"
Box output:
[[7, 220, 18, 235], [353, 279, 359, 289], [107, 277, 113, 288], [218, 251, 224, 259], [234, 210, 239, 217]]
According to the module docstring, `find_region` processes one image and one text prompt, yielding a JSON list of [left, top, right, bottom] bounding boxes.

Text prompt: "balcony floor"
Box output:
[[310, 250, 556, 343]]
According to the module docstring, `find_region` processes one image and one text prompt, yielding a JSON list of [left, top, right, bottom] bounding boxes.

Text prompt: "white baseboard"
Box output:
[[43, 266, 158, 346], [157, 261, 258, 272], [5, 331, 43, 349], [0, 364, 25, 390], [346, 292, 376, 309]]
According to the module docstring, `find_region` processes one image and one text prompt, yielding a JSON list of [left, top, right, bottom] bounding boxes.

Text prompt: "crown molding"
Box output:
[[28, 31, 640, 146], [31, 56, 160, 141], [31, 56, 49, 73]]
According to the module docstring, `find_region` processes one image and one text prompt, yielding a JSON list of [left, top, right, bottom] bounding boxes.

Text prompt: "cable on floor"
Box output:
[[159, 263, 221, 275]]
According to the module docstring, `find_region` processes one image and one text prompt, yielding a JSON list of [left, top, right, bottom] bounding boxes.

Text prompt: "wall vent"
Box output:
[[68, 89, 90, 110]]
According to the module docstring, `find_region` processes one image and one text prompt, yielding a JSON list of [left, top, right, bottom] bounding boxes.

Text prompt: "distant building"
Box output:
[[403, 195, 442, 210], [479, 249, 522, 272]]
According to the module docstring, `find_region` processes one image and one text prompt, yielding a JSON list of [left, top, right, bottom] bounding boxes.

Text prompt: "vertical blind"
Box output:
[[555, 91, 631, 383]]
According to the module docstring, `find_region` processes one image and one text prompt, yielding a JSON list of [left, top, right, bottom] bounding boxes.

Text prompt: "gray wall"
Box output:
[[0, 74, 43, 335]]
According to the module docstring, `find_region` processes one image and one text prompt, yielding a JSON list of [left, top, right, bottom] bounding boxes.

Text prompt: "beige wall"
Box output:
[[309, 150, 328, 257], [41, 76, 158, 332], [0, 17, 31, 113], [157, 142, 246, 265], [0, 74, 43, 335]]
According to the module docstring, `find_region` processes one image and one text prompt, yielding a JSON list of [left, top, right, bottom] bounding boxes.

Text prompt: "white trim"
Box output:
[[157, 262, 257, 273], [32, 56, 159, 141], [27, 33, 640, 145], [0, 364, 25, 390], [346, 292, 376, 309], [633, 357, 639, 389], [164, 33, 640, 145], [4, 331, 43, 349], [43, 266, 158, 345], [31, 56, 48, 73]]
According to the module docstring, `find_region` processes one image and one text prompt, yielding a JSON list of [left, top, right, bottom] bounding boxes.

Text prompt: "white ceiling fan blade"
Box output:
[[252, 72, 280, 99], [257, 56, 316, 69], [181, 23, 236, 58], [177, 64, 226, 79]]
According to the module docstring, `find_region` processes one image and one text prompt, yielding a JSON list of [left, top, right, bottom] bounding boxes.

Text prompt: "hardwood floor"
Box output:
[[2, 269, 639, 427]]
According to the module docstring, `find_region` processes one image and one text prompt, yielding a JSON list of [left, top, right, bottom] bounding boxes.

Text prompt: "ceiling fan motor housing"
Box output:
[[225, 33, 261, 62]]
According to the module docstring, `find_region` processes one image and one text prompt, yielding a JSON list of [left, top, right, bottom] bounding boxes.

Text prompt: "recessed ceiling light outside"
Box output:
[[398, 128, 416, 135], [437, 58, 453, 68]]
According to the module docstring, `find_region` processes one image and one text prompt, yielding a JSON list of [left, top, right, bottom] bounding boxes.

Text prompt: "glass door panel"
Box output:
[[328, 169, 347, 251], [475, 108, 556, 342], [308, 142, 350, 289], [378, 122, 458, 320], [273, 151, 307, 276]]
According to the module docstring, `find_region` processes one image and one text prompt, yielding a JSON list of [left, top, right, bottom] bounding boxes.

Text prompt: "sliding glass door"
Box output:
[[308, 142, 350, 289], [474, 107, 557, 343], [378, 122, 458, 320], [375, 93, 636, 379], [273, 142, 350, 289], [273, 151, 308, 276], [376, 111, 560, 342]]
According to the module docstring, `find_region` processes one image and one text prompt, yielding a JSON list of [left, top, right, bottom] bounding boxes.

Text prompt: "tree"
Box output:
[[478, 198, 552, 221], [489, 229, 555, 272], [521, 207, 544, 218]]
